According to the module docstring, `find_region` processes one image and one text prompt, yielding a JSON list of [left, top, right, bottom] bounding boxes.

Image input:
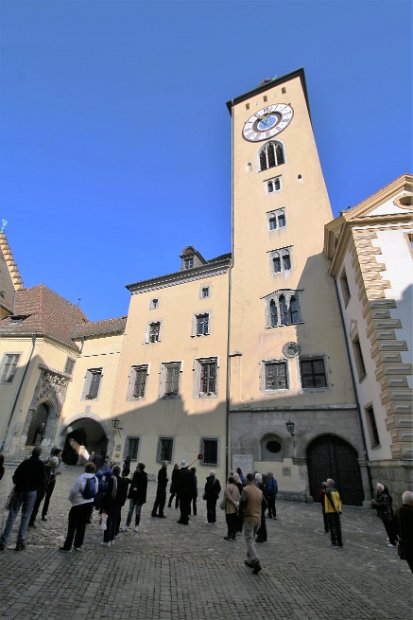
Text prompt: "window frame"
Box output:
[[365, 404, 380, 448], [258, 141, 285, 172], [124, 436, 140, 460], [160, 361, 181, 398], [299, 357, 328, 390], [262, 359, 289, 391], [195, 357, 218, 397], [156, 436, 174, 463], [265, 291, 302, 328], [82, 367, 103, 400], [0, 353, 21, 383], [270, 247, 292, 275], [195, 312, 210, 336], [128, 364, 149, 400], [340, 269, 351, 306], [352, 335, 367, 382], [266, 176, 282, 194], [200, 437, 219, 467], [267, 208, 286, 231], [146, 321, 162, 344]]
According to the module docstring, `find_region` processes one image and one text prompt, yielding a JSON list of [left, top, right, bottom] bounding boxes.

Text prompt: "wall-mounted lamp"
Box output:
[[111, 418, 123, 434]]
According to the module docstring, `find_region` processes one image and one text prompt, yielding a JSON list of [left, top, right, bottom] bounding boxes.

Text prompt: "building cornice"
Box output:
[[126, 257, 232, 294], [230, 404, 358, 413]]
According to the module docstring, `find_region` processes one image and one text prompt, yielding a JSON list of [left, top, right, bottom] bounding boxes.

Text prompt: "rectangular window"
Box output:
[[264, 361, 288, 390], [162, 362, 181, 397], [130, 365, 148, 399], [148, 322, 161, 343], [300, 358, 327, 389], [0, 353, 20, 383], [84, 368, 103, 400], [340, 270, 351, 306], [352, 336, 366, 381], [65, 358, 75, 376], [266, 176, 281, 193], [196, 313, 209, 336], [198, 358, 217, 395], [184, 256, 194, 270], [124, 436, 140, 460], [156, 437, 174, 463], [365, 405, 380, 447], [200, 438, 218, 466], [150, 298, 159, 309], [201, 287, 209, 298]]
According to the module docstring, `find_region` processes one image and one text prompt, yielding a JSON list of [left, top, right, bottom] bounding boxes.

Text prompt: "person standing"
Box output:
[[238, 472, 263, 574], [254, 473, 267, 543], [59, 462, 98, 552], [224, 475, 240, 540], [122, 462, 148, 532], [151, 461, 168, 518], [371, 482, 397, 547], [176, 461, 196, 525], [318, 482, 329, 534], [204, 470, 221, 524], [265, 472, 278, 519], [0, 447, 47, 551], [167, 464, 180, 509], [101, 465, 121, 546], [190, 467, 198, 516], [395, 490, 413, 573], [324, 478, 343, 548], [41, 448, 63, 521]]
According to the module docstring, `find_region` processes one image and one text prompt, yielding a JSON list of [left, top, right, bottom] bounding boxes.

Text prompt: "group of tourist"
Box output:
[[0, 448, 412, 576]]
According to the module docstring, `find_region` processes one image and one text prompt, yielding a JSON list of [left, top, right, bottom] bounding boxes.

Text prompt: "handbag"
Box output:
[[397, 538, 408, 560]]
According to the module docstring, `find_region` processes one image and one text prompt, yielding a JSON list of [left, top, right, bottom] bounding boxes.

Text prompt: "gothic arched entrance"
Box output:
[[26, 403, 50, 446], [306, 434, 364, 506], [62, 417, 108, 465]]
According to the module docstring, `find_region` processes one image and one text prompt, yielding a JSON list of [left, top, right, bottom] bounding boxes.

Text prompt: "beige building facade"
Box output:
[[324, 174, 413, 499], [1, 69, 410, 502]]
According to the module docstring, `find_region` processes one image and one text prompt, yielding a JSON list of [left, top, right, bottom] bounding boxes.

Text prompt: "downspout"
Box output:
[[225, 101, 235, 481], [333, 280, 373, 498], [1, 332, 37, 452]]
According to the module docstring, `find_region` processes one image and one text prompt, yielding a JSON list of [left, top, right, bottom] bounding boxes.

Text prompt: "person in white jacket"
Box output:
[[59, 463, 98, 552]]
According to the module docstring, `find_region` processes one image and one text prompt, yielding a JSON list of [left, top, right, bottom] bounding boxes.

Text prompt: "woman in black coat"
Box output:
[[371, 482, 397, 547]]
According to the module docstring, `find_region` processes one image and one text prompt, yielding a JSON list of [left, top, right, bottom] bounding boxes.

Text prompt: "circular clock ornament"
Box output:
[[282, 342, 301, 358], [243, 104, 293, 142]]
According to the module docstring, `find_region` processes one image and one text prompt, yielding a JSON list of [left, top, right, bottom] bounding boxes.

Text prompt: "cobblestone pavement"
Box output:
[[0, 466, 411, 620]]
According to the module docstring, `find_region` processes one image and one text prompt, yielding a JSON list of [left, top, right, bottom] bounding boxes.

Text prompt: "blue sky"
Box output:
[[1, 0, 411, 321]]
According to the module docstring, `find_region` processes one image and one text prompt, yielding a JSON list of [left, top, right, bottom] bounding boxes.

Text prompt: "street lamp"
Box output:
[[286, 419, 295, 456]]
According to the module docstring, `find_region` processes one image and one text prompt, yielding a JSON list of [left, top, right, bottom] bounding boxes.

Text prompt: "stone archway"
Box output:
[[61, 417, 108, 465], [306, 434, 364, 506]]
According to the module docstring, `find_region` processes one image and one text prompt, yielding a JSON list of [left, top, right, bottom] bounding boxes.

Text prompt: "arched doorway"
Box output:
[[26, 403, 50, 446], [62, 417, 108, 465], [307, 435, 364, 506]]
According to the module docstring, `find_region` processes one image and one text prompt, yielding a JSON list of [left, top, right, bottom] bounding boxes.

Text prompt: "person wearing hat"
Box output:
[[151, 461, 168, 518], [204, 470, 221, 524], [176, 461, 196, 525]]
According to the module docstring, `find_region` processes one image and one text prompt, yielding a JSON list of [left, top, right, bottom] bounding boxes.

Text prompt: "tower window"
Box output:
[[271, 248, 292, 274], [147, 322, 161, 343], [265, 291, 301, 328], [266, 177, 281, 193], [268, 209, 286, 231], [259, 141, 285, 172], [263, 360, 288, 390]]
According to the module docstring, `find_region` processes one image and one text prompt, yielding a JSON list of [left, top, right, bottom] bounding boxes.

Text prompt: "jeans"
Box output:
[[0, 490, 37, 546], [243, 520, 260, 563], [126, 498, 143, 527]]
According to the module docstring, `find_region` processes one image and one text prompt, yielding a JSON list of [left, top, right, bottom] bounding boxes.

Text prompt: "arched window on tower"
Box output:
[[259, 141, 285, 172], [279, 295, 288, 325], [272, 253, 281, 273], [289, 295, 300, 324], [282, 249, 291, 271], [269, 299, 278, 328], [264, 290, 302, 329]]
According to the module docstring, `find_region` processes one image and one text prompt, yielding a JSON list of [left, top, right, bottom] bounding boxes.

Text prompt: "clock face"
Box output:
[[243, 104, 293, 142]]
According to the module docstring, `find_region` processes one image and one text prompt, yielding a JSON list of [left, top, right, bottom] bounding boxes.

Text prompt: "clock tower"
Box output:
[[227, 69, 369, 504]]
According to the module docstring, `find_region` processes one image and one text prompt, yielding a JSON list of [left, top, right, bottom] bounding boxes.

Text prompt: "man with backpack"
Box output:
[[59, 462, 98, 552]]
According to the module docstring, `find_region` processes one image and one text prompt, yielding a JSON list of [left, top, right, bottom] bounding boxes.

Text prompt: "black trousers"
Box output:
[[178, 496, 191, 523], [326, 512, 343, 546], [152, 489, 166, 516], [225, 513, 238, 538], [63, 503, 93, 550], [206, 498, 217, 523], [42, 478, 57, 518]]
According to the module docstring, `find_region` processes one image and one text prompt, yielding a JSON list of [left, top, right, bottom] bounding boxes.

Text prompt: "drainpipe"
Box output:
[[1, 333, 37, 453], [333, 280, 373, 498]]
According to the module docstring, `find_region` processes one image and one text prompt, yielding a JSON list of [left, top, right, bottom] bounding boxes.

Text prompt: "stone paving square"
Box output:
[[0, 467, 411, 620]]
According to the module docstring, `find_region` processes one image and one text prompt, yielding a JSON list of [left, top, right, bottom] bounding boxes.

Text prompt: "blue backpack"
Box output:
[[81, 476, 97, 500]]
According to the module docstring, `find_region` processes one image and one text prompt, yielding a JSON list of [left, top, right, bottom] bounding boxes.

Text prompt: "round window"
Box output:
[[266, 440, 281, 453]]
